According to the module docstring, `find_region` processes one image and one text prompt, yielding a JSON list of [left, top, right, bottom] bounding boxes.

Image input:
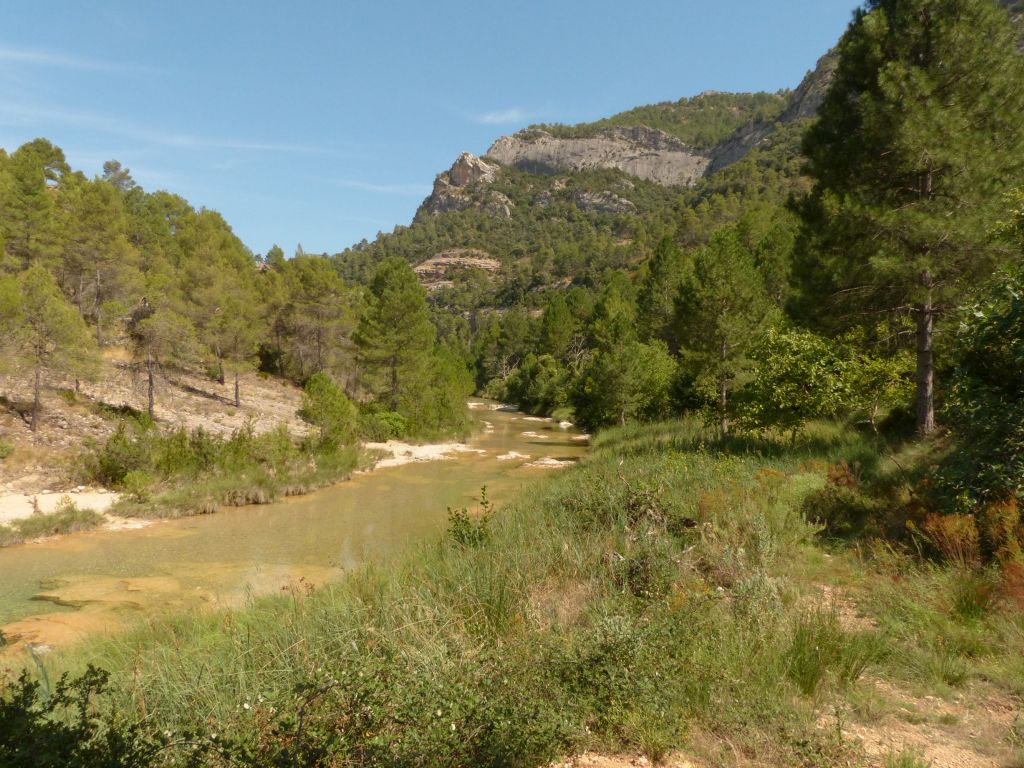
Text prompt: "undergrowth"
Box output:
[[76, 416, 362, 519], [5, 418, 1024, 765]]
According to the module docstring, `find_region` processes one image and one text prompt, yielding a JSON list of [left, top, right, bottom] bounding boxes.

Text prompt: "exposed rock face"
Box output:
[[448, 152, 497, 187], [413, 248, 501, 291], [572, 190, 637, 215], [419, 153, 511, 218], [706, 51, 837, 175], [487, 126, 710, 187]]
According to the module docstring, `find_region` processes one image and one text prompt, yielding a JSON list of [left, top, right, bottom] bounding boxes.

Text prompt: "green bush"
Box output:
[[938, 265, 1024, 516], [0, 667, 160, 768], [0, 437, 13, 461], [358, 409, 409, 441]]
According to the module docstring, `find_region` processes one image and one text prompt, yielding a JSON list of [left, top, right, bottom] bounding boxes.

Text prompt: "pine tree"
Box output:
[[0, 265, 99, 431], [801, 0, 1024, 435], [355, 257, 435, 410], [637, 235, 689, 349], [675, 227, 776, 436], [0, 140, 69, 268]]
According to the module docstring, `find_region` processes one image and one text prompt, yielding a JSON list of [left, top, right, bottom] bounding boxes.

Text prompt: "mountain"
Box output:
[[336, 0, 1024, 309]]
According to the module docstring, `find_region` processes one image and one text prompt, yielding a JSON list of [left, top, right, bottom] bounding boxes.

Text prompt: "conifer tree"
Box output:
[[0, 265, 99, 431], [675, 227, 776, 436], [637, 235, 689, 349], [801, 0, 1024, 435], [355, 257, 435, 410]]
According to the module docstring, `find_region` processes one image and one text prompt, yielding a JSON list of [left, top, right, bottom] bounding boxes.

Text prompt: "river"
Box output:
[[0, 404, 586, 650]]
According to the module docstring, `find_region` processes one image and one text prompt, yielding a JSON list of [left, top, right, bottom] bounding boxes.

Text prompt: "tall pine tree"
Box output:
[[801, 0, 1024, 435], [355, 257, 435, 410]]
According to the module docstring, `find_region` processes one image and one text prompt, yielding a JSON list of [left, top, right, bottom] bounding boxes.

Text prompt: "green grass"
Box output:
[[29, 418, 871, 765], [0, 500, 105, 547], [13, 417, 1024, 765], [77, 420, 366, 519]]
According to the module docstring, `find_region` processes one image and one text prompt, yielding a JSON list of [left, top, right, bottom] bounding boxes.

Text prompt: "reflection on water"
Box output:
[[0, 405, 585, 649]]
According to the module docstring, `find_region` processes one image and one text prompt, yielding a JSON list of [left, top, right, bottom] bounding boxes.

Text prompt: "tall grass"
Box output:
[[76, 418, 363, 519], [32, 417, 885, 765], [0, 498, 104, 548]]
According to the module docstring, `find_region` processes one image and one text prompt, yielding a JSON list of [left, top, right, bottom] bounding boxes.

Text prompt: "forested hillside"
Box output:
[[5, 1, 1024, 767]]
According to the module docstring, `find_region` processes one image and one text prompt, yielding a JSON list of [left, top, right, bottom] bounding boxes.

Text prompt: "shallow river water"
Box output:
[[0, 405, 585, 650]]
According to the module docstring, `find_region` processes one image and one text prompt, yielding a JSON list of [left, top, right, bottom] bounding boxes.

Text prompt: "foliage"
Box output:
[[737, 329, 847, 440], [447, 487, 494, 547], [531, 90, 790, 149], [939, 266, 1024, 516], [0, 667, 160, 768], [675, 227, 778, 434], [799, 0, 1024, 433], [0, 501, 105, 548], [571, 341, 677, 429], [78, 419, 357, 519], [0, 264, 99, 430], [297, 372, 357, 446]]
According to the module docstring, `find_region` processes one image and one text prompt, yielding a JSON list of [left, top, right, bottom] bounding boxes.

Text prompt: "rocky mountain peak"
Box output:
[[417, 152, 510, 219], [447, 152, 498, 187]]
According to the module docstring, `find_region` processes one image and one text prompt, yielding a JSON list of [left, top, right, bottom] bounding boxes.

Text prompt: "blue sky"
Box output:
[[1, 1, 858, 256]]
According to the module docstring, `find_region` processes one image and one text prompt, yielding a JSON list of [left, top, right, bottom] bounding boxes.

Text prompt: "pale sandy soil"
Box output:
[[0, 356, 308, 497], [497, 451, 530, 461], [551, 754, 700, 768], [525, 456, 575, 469], [362, 440, 486, 470], [0, 490, 121, 524]]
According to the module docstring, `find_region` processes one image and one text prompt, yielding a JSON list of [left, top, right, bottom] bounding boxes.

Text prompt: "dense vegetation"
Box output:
[[0, 149, 472, 514], [4, 0, 1024, 765], [531, 91, 791, 149]]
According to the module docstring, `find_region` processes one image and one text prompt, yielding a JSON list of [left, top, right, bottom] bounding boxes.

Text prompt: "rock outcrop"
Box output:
[[418, 153, 512, 218], [413, 248, 501, 291], [487, 126, 710, 187], [572, 190, 637, 215], [706, 51, 838, 174]]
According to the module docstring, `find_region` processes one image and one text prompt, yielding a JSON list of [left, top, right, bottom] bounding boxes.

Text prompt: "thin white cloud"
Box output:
[[331, 178, 432, 196], [0, 102, 328, 155], [0, 44, 125, 72], [473, 108, 529, 125]]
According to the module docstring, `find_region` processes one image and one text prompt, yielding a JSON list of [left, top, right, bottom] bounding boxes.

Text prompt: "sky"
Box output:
[[0, 0, 859, 256]]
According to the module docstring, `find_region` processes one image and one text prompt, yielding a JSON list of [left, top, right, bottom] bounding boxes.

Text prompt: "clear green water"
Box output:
[[0, 407, 584, 647]]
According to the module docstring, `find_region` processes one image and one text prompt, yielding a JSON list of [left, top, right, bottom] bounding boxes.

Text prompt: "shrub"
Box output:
[[447, 487, 493, 547], [0, 437, 13, 461], [358, 409, 409, 441], [938, 265, 1024, 519], [298, 372, 358, 447], [0, 667, 158, 768], [921, 513, 981, 568]]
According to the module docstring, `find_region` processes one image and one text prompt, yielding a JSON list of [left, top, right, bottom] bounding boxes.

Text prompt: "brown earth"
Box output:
[[0, 351, 307, 496]]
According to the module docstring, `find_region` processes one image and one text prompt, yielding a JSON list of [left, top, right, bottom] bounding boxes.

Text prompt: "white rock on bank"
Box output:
[[497, 451, 530, 461], [524, 457, 576, 469]]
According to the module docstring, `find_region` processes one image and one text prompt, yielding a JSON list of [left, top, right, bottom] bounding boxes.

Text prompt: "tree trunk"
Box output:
[[719, 340, 729, 436], [915, 295, 936, 437], [31, 366, 40, 433], [95, 269, 104, 347], [146, 355, 155, 417], [234, 371, 240, 408], [390, 357, 399, 411]]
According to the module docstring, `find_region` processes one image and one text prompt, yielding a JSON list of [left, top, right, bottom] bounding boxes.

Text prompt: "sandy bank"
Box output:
[[362, 440, 486, 470], [0, 489, 122, 525]]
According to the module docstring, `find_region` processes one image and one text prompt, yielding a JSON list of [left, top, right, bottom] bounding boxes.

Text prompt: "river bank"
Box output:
[[30, 418, 1024, 767], [0, 406, 586, 653]]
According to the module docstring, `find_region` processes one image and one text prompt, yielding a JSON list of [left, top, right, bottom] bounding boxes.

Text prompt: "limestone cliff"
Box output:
[[486, 126, 710, 187], [418, 152, 512, 218]]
